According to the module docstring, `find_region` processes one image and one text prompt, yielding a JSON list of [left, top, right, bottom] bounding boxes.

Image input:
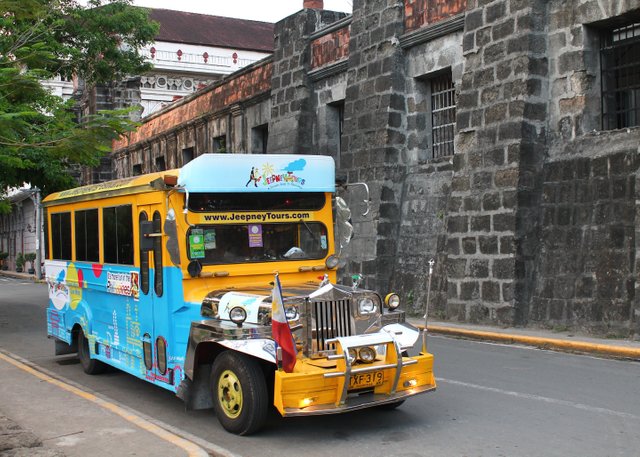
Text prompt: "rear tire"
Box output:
[[77, 330, 107, 375], [210, 351, 268, 435]]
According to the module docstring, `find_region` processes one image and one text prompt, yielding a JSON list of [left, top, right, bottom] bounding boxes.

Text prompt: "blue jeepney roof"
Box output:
[[177, 153, 335, 193]]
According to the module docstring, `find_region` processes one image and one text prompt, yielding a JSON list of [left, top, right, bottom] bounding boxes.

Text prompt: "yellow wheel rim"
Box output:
[[217, 369, 243, 419]]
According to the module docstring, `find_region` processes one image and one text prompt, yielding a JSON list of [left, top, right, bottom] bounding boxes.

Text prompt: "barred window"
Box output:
[[431, 71, 456, 158], [601, 22, 640, 130]]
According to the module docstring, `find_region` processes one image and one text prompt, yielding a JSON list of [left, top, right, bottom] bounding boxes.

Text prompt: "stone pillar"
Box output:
[[446, 0, 549, 324], [339, 0, 407, 293]]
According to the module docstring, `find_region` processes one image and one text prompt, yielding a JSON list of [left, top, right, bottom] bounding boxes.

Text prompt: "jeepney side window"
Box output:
[[51, 212, 72, 260], [103, 205, 134, 265], [75, 209, 99, 262]]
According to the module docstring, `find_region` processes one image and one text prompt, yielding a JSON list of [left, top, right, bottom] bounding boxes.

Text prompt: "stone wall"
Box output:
[[535, 150, 638, 335], [109, 0, 640, 335]]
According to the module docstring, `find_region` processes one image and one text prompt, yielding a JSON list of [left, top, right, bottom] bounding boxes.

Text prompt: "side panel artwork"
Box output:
[[45, 259, 146, 378]]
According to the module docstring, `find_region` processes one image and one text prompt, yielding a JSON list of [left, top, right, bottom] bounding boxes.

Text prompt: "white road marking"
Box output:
[[439, 377, 640, 420]]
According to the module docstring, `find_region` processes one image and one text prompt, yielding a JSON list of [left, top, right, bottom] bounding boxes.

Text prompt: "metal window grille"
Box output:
[[431, 73, 456, 158], [601, 22, 640, 130]]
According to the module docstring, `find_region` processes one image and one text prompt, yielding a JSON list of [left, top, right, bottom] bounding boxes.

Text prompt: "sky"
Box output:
[[130, 0, 353, 22]]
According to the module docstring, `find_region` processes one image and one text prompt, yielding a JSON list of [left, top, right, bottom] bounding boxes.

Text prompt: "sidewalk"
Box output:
[[0, 270, 43, 283], [0, 351, 212, 457], [409, 318, 640, 360]]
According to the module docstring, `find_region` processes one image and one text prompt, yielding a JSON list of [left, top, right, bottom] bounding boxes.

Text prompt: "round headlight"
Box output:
[[348, 348, 358, 364], [385, 293, 401, 310], [325, 255, 339, 269], [359, 346, 376, 363], [358, 297, 376, 314], [229, 306, 247, 326], [285, 305, 299, 321]]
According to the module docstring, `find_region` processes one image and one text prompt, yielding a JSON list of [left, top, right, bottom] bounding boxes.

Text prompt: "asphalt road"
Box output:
[[1, 276, 640, 457]]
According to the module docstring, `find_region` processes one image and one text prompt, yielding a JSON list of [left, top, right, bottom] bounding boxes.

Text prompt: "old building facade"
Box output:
[[112, 0, 640, 336]]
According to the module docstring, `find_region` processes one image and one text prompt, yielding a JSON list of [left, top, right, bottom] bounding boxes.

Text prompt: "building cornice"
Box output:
[[308, 59, 348, 82], [399, 14, 465, 49]]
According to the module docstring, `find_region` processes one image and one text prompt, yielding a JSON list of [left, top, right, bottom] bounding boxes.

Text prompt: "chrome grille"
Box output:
[[311, 299, 353, 353]]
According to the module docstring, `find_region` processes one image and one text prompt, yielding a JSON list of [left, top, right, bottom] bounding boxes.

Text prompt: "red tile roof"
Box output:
[[148, 9, 274, 52]]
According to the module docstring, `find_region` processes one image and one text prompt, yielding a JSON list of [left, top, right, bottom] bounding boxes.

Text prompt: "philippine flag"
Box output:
[[272, 273, 297, 372]]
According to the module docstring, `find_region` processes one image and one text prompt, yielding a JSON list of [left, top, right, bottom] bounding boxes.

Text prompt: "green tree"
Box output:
[[0, 0, 158, 206]]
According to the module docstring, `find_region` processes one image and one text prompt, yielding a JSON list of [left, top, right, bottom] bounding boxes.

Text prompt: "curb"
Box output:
[[0, 270, 45, 283], [422, 325, 640, 360]]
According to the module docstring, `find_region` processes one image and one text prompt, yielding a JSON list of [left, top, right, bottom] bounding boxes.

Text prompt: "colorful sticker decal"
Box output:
[[248, 224, 263, 248], [220, 292, 266, 323], [204, 229, 216, 249], [131, 272, 140, 301], [46, 260, 70, 310], [320, 235, 328, 250], [107, 271, 133, 297], [189, 233, 205, 258], [243, 160, 307, 190]]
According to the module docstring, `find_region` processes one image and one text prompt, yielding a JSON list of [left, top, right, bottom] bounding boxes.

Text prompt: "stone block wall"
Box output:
[[533, 151, 638, 334]]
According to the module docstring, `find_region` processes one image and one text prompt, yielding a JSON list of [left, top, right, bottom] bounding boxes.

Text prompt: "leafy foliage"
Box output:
[[0, 0, 158, 198]]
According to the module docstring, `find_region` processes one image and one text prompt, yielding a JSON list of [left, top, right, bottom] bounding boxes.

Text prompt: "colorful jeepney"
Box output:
[[43, 154, 436, 434]]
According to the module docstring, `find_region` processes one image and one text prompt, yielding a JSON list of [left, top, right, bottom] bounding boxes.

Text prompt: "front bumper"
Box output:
[[273, 331, 436, 416]]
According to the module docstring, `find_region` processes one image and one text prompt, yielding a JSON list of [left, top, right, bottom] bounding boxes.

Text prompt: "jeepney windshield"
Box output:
[[185, 192, 329, 265], [186, 222, 328, 265]]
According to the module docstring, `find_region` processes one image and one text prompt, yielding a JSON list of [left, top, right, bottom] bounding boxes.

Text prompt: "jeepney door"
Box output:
[[137, 205, 156, 376], [138, 203, 172, 381]]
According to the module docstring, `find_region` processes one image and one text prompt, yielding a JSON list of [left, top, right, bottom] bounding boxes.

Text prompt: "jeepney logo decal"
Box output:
[[244, 160, 307, 189]]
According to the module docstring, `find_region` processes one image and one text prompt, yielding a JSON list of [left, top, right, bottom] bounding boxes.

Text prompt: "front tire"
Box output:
[[77, 330, 107, 375], [211, 351, 268, 435]]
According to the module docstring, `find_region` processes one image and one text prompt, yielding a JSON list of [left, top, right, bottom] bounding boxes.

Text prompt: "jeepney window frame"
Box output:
[[50, 211, 72, 261], [102, 204, 134, 266], [185, 221, 330, 265], [74, 208, 99, 263]]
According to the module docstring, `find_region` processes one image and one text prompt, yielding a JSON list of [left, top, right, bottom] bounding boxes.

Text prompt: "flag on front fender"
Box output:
[[272, 273, 297, 372]]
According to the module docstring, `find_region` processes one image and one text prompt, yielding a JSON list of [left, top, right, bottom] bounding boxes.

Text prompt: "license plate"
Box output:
[[349, 371, 383, 389]]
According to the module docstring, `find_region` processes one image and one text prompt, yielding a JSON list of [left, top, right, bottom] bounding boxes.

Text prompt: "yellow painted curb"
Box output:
[[0, 352, 208, 457], [423, 325, 640, 359]]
